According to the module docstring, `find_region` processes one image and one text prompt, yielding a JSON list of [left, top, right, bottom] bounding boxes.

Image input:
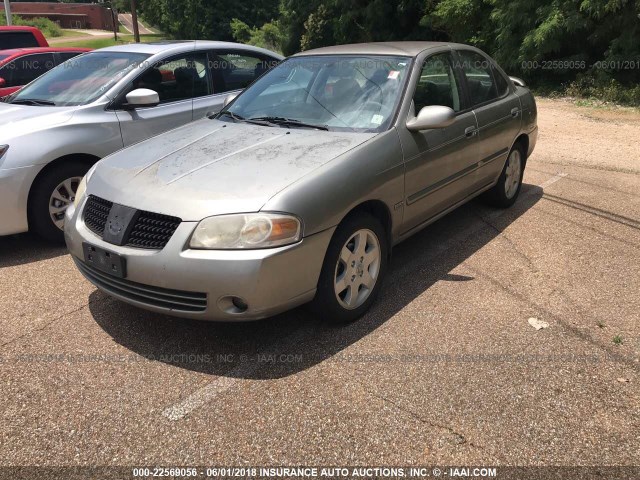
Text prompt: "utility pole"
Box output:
[[130, 0, 140, 43], [110, 6, 118, 41], [3, 0, 12, 26]]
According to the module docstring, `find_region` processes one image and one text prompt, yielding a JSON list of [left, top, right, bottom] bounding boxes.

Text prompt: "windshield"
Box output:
[[11, 51, 150, 106], [224, 55, 412, 132]]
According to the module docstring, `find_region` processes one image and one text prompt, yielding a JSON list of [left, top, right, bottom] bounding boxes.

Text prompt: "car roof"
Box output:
[[98, 40, 284, 59], [0, 26, 41, 32], [292, 41, 473, 57], [0, 47, 91, 56]]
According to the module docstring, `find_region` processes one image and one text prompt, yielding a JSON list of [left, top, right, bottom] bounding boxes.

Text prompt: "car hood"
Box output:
[[88, 119, 376, 221], [0, 102, 75, 139]]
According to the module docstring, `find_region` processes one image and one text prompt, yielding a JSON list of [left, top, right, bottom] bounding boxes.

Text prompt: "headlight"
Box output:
[[73, 163, 98, 208], [73, 175, 87, 208], [0, 145, 8, 158], [190, 213, 302, 249]]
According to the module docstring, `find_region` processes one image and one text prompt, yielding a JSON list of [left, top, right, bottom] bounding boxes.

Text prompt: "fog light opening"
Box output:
[[231, 296, 248, 312], [217, 295, 249, 315]]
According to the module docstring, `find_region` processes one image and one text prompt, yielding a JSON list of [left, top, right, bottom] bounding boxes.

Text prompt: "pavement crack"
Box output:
[[366, 389, 488, 453], [0, 297, 109, 348], [471, 209, 539, 272]]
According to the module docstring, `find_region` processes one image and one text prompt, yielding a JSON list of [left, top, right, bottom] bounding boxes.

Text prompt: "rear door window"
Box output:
[[457, 50, 499, 106], [0, 32, 39, 49], [209, 51, 279, 94]]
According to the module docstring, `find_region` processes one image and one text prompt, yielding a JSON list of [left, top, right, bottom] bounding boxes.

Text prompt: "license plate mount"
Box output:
[[82, 243, 126, 278]]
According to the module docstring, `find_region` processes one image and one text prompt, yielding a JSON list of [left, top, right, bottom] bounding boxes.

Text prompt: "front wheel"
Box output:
[[311, 213, 388, 324], [28, 161, 90, 243], [483, 144, 525, 208]]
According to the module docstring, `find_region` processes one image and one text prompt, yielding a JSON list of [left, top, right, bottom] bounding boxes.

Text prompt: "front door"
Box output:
[[115, 52, 210, 147], [399, 52, 480, 234]]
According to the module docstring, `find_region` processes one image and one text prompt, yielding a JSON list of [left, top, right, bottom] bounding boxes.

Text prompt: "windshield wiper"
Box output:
[[214, 110, 244, 121], [215, 110, 273, 126], [11, 98, 57, 106], [248, 116, 329, 131]]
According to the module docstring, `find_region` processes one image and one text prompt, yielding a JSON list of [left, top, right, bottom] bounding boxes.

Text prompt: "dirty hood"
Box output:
[[88, 119, 375, 221]]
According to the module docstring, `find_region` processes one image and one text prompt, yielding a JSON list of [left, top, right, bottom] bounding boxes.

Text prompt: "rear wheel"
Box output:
[[29, 161, 90, 243], [311, 213, 388, 324], [484, 143, 525, 208]]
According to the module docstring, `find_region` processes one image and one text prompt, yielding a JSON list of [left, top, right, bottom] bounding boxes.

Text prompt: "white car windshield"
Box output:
[[10, 51, 151, 107], [224, 55, 412, 132]]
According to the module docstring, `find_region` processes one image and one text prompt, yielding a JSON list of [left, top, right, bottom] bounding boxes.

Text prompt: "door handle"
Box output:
[[464, 126, 477, 138], [511, 107, 520, 117]]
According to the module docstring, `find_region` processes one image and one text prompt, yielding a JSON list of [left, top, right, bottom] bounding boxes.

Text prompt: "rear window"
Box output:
[[0, 31, 39, 49]]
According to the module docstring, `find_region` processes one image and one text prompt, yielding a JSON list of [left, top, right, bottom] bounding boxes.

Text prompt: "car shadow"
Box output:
[[0, 233, 67, 268], [90, 184, 543, 379]]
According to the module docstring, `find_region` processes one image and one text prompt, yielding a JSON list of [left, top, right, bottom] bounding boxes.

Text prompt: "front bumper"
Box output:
[[64, 200, 334, 321], [0, 164, 41, 236]]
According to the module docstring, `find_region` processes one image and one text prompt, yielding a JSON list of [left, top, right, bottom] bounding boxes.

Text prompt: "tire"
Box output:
[[28, 161, 90, 243], [483, 143, 526, 208], [311, 212, 389, 324]]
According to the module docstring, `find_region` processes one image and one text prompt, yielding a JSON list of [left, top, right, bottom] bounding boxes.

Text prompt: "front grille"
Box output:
[[83, 195, 181, 250], [84, 196, 113, 237], [125, 211, 182, 249], [75, 259, 207, 312]]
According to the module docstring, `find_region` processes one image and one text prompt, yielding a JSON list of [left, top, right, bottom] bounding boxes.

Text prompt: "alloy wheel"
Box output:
[[49, 176, 82, 230], [334, 228, 381, 310], [504, 149, 522, 199]]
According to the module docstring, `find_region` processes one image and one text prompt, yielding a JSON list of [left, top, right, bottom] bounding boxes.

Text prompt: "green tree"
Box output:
[[137, 0, 279, 41]]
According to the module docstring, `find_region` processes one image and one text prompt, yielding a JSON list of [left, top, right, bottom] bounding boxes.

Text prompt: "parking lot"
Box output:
[[1, 98, 638, 467]]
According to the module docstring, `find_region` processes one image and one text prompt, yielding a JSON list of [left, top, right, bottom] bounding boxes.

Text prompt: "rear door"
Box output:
[[399, 51, 480, 233], [455, 49, 522, 188], [114, 52, 209, 147]]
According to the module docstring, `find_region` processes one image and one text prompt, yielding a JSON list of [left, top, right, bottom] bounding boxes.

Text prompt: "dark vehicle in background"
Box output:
[[0, 47, 90, 97], [0, 26, 49, 49]]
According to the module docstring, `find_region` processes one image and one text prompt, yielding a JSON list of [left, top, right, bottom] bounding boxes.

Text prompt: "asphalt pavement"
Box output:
[[0, 99, 638, 469]]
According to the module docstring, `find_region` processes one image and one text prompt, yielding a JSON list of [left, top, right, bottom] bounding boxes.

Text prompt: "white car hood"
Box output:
[[0, 102, 75, 140]]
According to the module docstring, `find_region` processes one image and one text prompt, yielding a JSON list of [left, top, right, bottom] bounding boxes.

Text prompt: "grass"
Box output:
[[613, 335, 624, 345], [51, 34, 166, 49]]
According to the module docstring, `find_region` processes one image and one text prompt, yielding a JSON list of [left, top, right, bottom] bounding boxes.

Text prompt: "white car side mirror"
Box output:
[[125, 88, 160, 109], [406, 105, 456, 131]]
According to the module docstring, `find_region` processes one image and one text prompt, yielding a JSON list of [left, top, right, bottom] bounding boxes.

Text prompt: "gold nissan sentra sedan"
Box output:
[[65, 42, 538, 324]]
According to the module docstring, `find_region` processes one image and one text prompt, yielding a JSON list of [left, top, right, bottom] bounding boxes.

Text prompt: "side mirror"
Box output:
[[509, 76, 526, 87], [222, 92, 239, 108], [125, 88, 159, 109], [406, 105, 456, 131], [0, 77, 6, 88]]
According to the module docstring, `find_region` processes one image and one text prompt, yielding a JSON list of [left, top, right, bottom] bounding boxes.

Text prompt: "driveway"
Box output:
[[0, 99, 638, 470]]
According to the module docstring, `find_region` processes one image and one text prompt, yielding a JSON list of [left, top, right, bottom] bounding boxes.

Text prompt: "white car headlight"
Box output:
[[73, 163, 98, 208], [190, 213, 302, 249], [73, 175, 87, 208]]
